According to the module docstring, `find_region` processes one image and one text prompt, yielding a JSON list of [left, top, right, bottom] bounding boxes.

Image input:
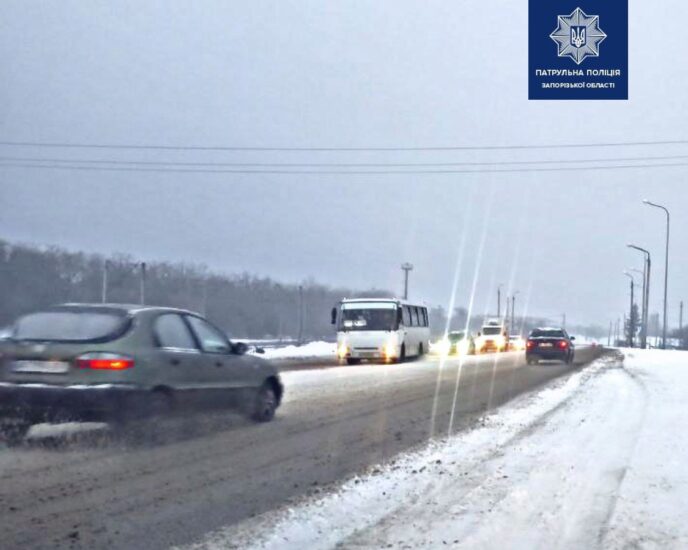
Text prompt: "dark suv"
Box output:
[[0, 304, 283, 445], [525, 327, 575, 364]]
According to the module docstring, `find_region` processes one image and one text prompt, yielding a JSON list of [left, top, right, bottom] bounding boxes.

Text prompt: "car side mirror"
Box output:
[[232, 342, 249, 355], [331, 307, 337, 325], [570, 336, 576, 341]]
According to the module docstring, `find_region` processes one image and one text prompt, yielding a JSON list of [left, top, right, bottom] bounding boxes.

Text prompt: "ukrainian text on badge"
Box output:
[[529, 0, 628, 100]]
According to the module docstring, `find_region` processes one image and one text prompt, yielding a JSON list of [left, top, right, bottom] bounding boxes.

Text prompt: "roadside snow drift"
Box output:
[[253, 341, 336, 360], [184, 349, 688, 550]]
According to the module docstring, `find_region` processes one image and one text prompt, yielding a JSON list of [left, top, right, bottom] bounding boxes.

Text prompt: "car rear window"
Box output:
[[13, 310, 129, 342], [531, 329, 565, 338]]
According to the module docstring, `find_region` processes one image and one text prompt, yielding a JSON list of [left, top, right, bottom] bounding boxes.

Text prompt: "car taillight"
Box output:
[[558, 341, 568, 349], [526, 340, 535, 349], [76, 352, 134, 370]]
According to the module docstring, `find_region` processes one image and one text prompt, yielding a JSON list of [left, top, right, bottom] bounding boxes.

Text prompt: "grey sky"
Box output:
[[1, 1, 687, 327]]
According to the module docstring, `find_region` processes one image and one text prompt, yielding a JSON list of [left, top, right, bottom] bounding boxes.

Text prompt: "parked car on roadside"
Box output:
[[0, 304, 283, 445]]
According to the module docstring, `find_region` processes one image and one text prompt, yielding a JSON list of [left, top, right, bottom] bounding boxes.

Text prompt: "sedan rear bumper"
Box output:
[[526, 350, 571, 361], [0, 382, 146, 422]]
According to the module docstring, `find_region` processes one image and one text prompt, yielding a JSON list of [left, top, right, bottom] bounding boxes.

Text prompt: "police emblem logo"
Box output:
[[550, 7, 606, 65]]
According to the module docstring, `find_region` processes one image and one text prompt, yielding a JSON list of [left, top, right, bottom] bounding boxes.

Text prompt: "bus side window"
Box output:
[[403, 306, 412, 326], [422, 308, 428, 327], [412, 307, 420, 326]]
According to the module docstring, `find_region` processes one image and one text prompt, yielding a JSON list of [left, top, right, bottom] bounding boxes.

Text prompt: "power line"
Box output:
[[1, 161, 688, 175], [1, 154, 688, 168], [0, 139, 687, 152]]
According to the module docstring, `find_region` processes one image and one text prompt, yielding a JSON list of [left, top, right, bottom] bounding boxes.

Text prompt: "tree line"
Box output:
[[0, 239, 390, 339]]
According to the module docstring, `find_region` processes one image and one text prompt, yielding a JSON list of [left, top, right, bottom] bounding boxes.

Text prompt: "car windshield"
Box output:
[[13, 310, 128, 342], [483, 327, 502, 336], [531, 329, 566, 338]]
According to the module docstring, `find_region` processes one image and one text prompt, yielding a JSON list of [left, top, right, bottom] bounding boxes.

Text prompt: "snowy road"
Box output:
[[0, 348, 601, 549], [195, 349, 687, 550]]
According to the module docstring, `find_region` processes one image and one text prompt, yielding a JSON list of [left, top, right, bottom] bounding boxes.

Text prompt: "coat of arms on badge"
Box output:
[[550, 7, 607, 65]]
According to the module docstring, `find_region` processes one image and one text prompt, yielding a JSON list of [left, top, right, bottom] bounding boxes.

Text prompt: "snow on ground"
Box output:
[[185, 349, 688, 550], [252, 341, 336, 360]]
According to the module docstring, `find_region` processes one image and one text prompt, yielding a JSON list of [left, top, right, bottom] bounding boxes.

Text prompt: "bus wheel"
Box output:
[[418, 343, 424, 357], [399, 344, 406, 363]]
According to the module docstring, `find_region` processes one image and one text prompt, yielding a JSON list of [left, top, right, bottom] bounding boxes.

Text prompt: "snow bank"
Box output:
[[252, 341, 336, 360], [186, 349, 688, 549]]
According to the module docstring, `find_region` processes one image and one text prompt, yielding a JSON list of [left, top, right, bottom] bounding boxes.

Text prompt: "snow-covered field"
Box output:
[[186, 349, 688, 550]]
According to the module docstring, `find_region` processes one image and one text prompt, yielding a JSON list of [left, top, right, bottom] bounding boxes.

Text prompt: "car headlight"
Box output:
[[457, 340, 469, 354], [435, 339, 451, 355]]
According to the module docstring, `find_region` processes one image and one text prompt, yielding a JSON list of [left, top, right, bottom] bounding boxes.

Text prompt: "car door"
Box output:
[[151, 313, 206, 409], [184, 315, 255, 409]]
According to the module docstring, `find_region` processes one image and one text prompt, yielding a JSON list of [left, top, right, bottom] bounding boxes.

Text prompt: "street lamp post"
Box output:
[[401, 263, 414, 300], [627, 244, 651, 349], [497, 284, 504, 318], [644, 200, 670, 349], [624, 271, 636, 347]]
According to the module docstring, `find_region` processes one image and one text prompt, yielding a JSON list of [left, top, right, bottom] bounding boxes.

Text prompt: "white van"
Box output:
[[331, 298, 430, 364]]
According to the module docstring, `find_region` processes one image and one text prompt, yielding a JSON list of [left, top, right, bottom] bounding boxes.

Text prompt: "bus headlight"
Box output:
[[383, 337, 398, 359], [337, 342, 349, 359]]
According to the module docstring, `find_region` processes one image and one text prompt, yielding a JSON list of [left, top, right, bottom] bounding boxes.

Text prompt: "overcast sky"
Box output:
[[1, 1, 687, 327]]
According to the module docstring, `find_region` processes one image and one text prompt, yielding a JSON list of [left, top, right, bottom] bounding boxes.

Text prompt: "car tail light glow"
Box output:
[[526, 340, 535, 349], [558, 340, 568, 349], [76, 352, 134, 370]]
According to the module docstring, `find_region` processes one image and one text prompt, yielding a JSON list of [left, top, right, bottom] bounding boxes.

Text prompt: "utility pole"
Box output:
[[497, 284, 503, 318], [140, 262, 146, 305], [680, 300, 684, 349], [608, 320, 612, 347], [644, 200, 670, 349], [297, 285, 304, 345], [401, 263, 413, 300], [628, 244, 651, 348], [510, 292, 519, 335], [624, 271, 635, 347], [101, 260, 109, 303]]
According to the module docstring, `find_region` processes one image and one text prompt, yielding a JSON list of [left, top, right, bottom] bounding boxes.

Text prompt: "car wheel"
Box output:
[[0, 419, 32, 447], [251, 383, 277, 422]]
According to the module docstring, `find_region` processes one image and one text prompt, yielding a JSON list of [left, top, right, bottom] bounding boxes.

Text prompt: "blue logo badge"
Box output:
[[529, 0, 628, 100]]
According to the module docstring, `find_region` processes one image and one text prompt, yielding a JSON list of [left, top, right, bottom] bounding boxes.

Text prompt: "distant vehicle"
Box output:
[[332, 298, 430, 364], [448, 331, 476, 355], [508, 335, 526, 351], [0, 304, 283, 445], [526, 327, 575, 364], [433, 331, 475, 356], [475, 319, 508, 353]]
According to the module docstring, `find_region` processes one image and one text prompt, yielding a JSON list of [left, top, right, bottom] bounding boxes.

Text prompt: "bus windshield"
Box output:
[[339, 305, 398, 331]]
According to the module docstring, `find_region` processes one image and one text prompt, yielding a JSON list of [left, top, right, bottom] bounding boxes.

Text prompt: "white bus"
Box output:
[[331, 298, 431, 364]]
